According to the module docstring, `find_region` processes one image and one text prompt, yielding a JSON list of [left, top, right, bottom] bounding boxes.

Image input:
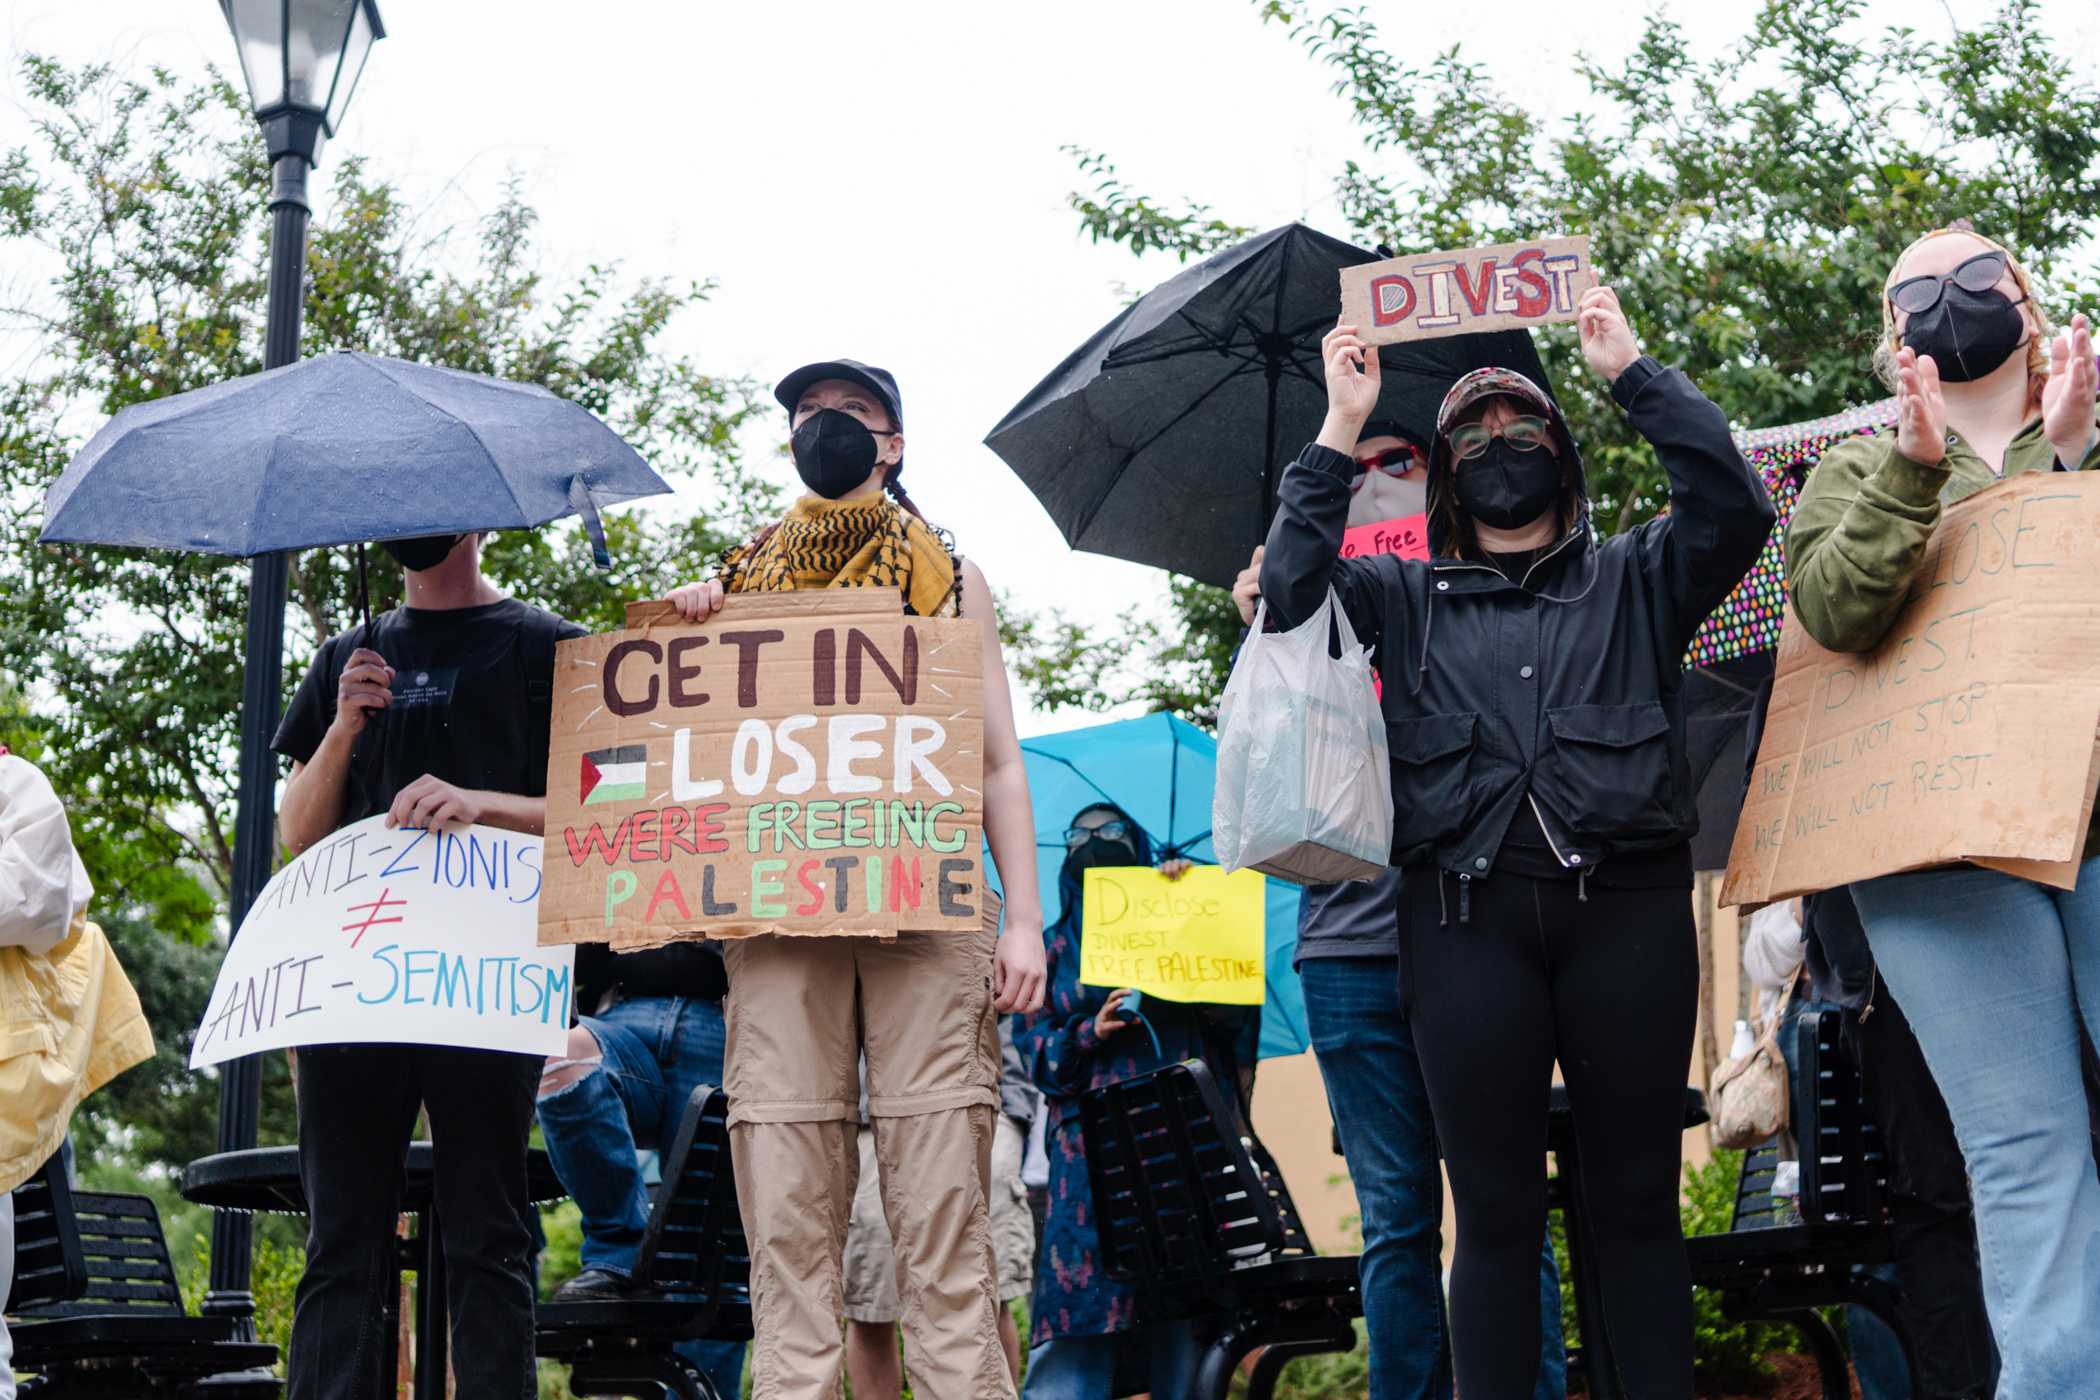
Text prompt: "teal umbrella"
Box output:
[[986, 713, 1309, 1059]]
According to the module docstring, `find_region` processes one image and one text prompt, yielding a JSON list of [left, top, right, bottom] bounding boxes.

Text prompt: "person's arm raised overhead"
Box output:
[[1258, 321, 1389, 641]]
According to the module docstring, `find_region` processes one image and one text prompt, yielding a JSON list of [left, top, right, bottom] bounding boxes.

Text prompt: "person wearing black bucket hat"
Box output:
[[658, 359, 1047, 1400], [1250, 287, 1773, 1398]]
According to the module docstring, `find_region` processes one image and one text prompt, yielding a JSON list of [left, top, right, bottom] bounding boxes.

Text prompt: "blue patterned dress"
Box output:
[[1013, 860, 1257, 1345]]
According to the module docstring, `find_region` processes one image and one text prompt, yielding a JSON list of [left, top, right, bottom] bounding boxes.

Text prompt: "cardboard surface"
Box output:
[[1341, 513, 1430, 562], [1078, 866, 1267, 1005], [540, 592, 987, 946], [1723, 473, 2100, 905], [1339, 236, 1595, 346], [190, 816, 571, 1068]]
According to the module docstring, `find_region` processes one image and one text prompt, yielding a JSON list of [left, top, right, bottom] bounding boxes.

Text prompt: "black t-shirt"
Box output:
[[273, 599, 589, 822]]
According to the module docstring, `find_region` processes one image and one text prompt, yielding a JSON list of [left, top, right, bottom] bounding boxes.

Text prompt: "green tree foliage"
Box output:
[[0, 58, 776, 1166], [1010, 0, 2100, 722]]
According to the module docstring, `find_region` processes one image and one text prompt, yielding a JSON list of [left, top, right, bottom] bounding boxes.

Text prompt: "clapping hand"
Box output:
[[2042, 313, 2098, 468], [1893, 347, 1948, 469]]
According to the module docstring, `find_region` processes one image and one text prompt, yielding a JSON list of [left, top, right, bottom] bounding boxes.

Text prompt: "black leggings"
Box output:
[[1403, 872, 1699, 1400]]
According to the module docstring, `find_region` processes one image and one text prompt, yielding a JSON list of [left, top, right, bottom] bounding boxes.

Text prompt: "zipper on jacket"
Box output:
[[1518, 527, 1586, 591], [1457, 873, 1472, 925], [1525, 791, 1589, 900], [1527, 792, 1574, 869]]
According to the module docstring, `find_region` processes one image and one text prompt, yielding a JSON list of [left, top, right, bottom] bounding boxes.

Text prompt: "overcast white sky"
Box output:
[[6, 1, 2096, 733]]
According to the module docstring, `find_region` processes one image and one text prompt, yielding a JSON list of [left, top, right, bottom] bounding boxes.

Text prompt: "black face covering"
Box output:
[[381, 534, 463, 573], [1454, 440, 1561, 531], [1902, 285, 2030, 383], [1067, 835, 1137, 873], [791, 409, 889, 499]]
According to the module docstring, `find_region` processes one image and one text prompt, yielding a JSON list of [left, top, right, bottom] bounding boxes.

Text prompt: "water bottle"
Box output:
[[1729, 1019, 1755, 1060]]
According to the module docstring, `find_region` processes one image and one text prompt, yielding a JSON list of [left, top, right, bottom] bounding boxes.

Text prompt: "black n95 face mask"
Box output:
[[1455, 441, 1561, 530], [791, 409, 889, 499], [1902, 286, 2030, 383]]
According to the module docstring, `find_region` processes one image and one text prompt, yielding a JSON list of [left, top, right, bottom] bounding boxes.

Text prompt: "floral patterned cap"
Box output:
[[1434, 366, 1559, 439]]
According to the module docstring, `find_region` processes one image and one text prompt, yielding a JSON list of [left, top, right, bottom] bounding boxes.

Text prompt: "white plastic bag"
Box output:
[[1213, 592, 1392, 885]]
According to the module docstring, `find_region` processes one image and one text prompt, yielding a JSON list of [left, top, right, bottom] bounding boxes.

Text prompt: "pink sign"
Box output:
[[1341, 514, 1429, 562]]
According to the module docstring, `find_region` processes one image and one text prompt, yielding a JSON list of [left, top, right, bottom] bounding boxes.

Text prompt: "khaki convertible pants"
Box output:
[[723, 928, 1007, 1400]]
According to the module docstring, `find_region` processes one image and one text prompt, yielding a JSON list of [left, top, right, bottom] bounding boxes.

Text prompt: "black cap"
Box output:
[[773, 359, 904, 431]]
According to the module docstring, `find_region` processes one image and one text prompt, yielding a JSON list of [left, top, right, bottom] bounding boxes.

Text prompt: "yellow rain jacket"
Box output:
[[0, 754, 153, 1193]]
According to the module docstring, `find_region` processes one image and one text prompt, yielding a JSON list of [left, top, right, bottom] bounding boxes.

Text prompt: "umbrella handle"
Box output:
[[569, 477, 612, 571]]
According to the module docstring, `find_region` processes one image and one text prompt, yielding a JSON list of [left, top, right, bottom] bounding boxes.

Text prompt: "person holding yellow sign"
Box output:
[[1012, 803, 1258, 1400]]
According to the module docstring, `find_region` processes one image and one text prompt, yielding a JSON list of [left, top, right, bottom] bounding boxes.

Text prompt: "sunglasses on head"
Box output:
[[1889, 251, 2011, 317], [1448, 415, 1551, 462], [1065, 819, 1134, 849], [1349, 445, 1424, 491]]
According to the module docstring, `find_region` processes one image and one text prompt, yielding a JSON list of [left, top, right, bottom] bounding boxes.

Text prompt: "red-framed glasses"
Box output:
[[1350, 444, 1424, 492]]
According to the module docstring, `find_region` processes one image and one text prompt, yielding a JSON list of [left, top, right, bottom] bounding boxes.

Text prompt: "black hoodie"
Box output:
[[1258, 356, 1773, 888]]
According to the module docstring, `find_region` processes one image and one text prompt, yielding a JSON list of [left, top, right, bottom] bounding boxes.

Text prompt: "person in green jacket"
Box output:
[[1787, 224, 2100, 1399]]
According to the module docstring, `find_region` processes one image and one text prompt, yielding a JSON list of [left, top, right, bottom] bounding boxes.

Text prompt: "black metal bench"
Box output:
[[1685, 1006, 1913, 1400], [535, 1085, 752, 1400], [5, 1152, 281, 1396], [1078, 1059, 1363, 1400]]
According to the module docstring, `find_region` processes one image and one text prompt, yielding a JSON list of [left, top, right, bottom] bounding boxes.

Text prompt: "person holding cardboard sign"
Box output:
[[660, 358, 1045, 1400], [1252, 287, 1772, 1397], [1786, 225, 2100, 1395], [1013, 804, 1256, 1400], [273, 531, 589, 1400]]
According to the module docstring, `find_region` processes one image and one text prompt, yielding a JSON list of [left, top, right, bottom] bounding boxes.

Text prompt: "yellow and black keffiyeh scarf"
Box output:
[[718, 494, 960, 617]]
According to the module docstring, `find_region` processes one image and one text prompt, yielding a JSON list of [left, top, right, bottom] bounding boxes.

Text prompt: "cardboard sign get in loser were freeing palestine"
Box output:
[[1724, 473, 2100, 907], [539, 592, 988, 949], [1339, 236, 1597, 347]]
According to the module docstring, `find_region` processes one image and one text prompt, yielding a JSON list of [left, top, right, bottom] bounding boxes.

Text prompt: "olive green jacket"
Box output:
[[1786, 408, 2100, 857]]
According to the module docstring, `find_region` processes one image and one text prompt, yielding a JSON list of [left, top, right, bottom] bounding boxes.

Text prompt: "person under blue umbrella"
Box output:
[[1013, 803, 1258, 1400]]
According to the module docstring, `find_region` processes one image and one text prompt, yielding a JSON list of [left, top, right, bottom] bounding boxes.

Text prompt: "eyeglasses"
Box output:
[[1349, 445, 1424, 492], [1065, 819, 1134, 849], [1889, 251, 2010, 317], [1448, 415, 1551, 462]]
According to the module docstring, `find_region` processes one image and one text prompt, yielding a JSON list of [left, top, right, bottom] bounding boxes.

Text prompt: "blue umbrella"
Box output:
[[988, 713, 1309, 1059], [40, 350, 671, 600]]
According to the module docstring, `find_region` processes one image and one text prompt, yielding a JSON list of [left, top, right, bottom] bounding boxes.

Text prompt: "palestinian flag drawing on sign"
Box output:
[[580, 744, 648, 805]]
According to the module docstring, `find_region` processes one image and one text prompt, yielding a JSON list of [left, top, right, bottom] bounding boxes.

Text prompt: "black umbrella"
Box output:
[[41, 350, 672, 623], [986, 223, 1553, 587]]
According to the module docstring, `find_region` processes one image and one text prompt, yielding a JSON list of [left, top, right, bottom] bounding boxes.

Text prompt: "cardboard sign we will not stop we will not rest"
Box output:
[[538, 592, 987, 949], [1339, 236, 1597, 347], [1723, 472, 2100, 907]]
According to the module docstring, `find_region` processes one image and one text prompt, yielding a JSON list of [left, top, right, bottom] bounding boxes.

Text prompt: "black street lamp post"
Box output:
[[202, 0, 385, 1333]]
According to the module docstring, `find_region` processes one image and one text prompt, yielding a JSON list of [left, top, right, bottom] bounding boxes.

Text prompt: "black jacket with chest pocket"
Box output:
[[1257, 356, 1774, 884]]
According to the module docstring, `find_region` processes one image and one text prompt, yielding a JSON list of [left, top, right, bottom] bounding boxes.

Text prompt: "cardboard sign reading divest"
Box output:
[[189, 816, 570, 1069], [1339, 237, 1596, 347], [1722, 473, 2100, 907], [1079, 866, 1267, 1005], [539, 593, 987, 948]]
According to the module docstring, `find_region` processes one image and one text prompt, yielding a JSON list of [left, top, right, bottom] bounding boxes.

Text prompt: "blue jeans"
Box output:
[[1300, 956, 1566, 1400], [1020, 1322, 1203, 1400], [1851, 858, 2100, 1400], [536, 994, 745, 1396]]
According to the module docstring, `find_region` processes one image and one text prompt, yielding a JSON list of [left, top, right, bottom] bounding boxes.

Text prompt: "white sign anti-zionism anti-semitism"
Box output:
[[190, 815, 574, 1069]]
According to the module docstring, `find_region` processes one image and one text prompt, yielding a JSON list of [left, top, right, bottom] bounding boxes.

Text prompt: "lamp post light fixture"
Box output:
[[202, 0, 384, 1336]]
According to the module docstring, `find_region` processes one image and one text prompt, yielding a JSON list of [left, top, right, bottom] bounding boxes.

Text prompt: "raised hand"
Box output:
[[2042, 313, 2098, 468], [1893, 347, 1947, 469], [1576, 285, 1642, 382], [1321, 321, 1382, 431]]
